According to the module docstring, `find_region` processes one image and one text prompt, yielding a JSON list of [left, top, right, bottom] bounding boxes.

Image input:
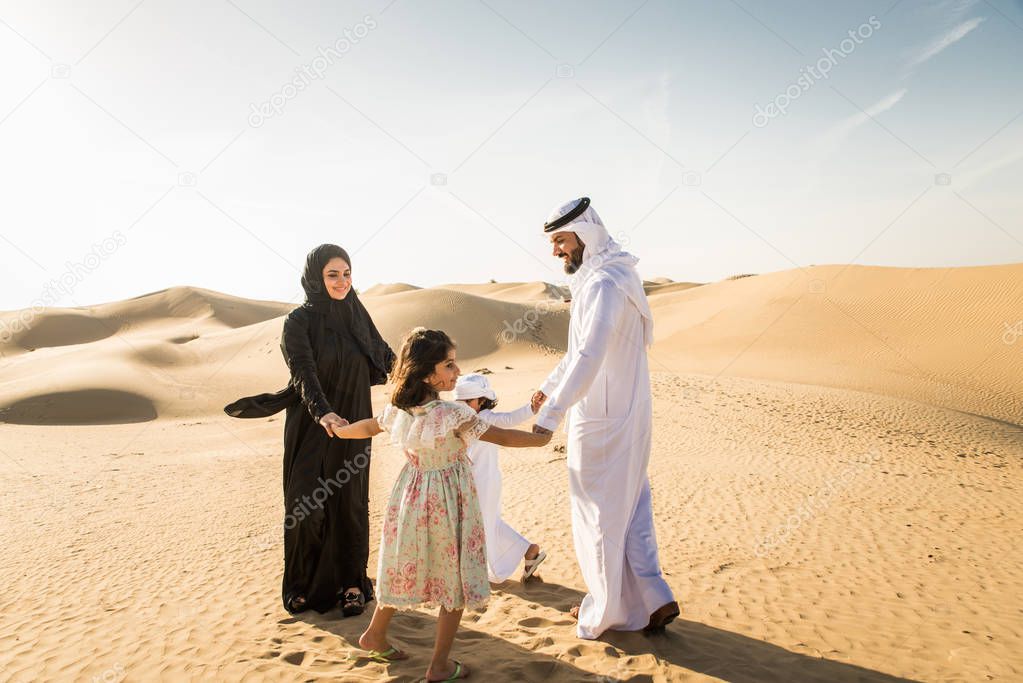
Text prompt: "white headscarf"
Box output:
[[453, 373, 497, 401], [546, 198, 654, 347]]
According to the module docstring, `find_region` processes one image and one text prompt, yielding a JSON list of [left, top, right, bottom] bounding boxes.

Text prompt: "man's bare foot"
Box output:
[[568, 604, 580, 620], [426, 659, 469, 681]]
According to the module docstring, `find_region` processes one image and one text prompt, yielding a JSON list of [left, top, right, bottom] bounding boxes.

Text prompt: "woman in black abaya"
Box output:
[[225, 244, 395, 616]]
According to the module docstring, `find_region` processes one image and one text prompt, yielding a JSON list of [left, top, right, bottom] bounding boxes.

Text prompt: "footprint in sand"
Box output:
[[281, 651, 306, 666]]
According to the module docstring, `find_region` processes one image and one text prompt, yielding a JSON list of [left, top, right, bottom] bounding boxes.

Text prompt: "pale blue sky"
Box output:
[[0, 0, 1020, 311]]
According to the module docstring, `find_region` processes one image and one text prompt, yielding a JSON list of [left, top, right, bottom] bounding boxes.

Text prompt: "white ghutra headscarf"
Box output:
[[545, 198, 654, 347]]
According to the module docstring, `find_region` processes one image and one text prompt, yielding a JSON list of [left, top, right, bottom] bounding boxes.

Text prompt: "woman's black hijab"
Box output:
[[301, 244, 394, 383]]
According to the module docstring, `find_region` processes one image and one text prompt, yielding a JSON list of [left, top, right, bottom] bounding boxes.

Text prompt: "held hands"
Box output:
[[318, 412, 349, 438], [528, 391, 552, 445], [531, 423, 553, 446]]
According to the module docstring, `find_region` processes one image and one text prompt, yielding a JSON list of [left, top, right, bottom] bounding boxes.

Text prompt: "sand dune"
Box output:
[[440, 279, 696, 300], [644, 280, 703, 296], [2, 388, 158, 425], [3, 266, 1020, 426], [366, 287, 568, 360], [0, 284, 569, 424], [1, 286, 290, 355], [435, 281, 571, 303], [647, 263, 1023, 426], [1, 266, 1021, 681], [361, 282, 422, 296], [0, 287, 294, 421]]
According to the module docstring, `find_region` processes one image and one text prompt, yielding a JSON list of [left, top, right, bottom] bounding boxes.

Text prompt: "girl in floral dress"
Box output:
[[332, 328, 551, 682]]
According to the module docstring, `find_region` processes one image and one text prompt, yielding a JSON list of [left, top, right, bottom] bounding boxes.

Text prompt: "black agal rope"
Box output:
[[543, 197, 590, 233]]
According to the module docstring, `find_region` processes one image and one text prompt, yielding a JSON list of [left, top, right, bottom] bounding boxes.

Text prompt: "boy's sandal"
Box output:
[[427, 660, 469, 681], [366, 646, 409, 663], [522, 550, 547, 579]]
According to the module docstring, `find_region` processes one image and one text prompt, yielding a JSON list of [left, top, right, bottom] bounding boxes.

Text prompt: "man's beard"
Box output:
[[563, 245, 585, 274]]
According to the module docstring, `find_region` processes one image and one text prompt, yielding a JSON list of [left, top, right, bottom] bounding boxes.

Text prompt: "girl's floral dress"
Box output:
[[375, 399, 491, 610]]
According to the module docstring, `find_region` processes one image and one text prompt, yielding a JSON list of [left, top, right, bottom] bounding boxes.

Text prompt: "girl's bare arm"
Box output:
[[478, 425, 551, 448], [333, 418, 383, 439]]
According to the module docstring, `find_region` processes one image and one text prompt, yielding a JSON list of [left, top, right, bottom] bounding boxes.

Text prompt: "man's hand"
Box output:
[[532, 429, 553, 447], [318, 412, 349, 437], [530, 390, 547, 414]]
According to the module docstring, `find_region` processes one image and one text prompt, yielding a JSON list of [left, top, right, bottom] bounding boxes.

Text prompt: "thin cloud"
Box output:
[[909, 16, 986, 68], [934, 0, 981, 18], [958, 145, 1023, 189], [813, 89, 908, 159], [833, 89, 908, 138]]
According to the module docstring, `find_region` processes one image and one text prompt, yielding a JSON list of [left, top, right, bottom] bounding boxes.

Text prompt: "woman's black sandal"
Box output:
[[341, 590, 366, 617], [286, 595, 308, 614]]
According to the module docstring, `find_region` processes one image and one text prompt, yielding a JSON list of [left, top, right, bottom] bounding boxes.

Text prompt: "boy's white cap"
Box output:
[[453, 373, 496, 401]]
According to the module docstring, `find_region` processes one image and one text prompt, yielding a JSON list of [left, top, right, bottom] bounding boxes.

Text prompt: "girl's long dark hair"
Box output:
[[389, 328, 455, 410]]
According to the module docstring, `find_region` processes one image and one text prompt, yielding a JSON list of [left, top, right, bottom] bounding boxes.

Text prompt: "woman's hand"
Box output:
[[530, 390, 547, 414], [318, 412, 349, 437]]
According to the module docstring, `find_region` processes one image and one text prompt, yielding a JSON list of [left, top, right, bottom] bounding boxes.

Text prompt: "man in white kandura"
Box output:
[[531, 197, 679, 640]]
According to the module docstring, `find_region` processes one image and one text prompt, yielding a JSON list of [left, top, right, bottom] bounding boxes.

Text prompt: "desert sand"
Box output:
[[1, 264, 1021, 682]]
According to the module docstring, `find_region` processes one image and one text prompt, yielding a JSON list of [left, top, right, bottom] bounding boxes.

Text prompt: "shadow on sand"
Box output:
[[285, 605, 594, 682], [270, 578, 920, 682], [499, 579, 921, 683]]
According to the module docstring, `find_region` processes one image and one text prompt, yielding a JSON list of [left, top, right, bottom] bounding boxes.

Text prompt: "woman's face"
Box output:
[[426, 349, 460, 392], [322, 257, 352, 300]]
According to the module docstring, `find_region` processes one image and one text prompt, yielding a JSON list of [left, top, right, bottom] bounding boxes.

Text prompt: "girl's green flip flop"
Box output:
[[366, 646, 408, 663], [427, 660, 469, 681]]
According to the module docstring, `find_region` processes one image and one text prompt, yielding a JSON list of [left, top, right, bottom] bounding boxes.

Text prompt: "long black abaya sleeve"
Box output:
[[281, 308, 335, 421]]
